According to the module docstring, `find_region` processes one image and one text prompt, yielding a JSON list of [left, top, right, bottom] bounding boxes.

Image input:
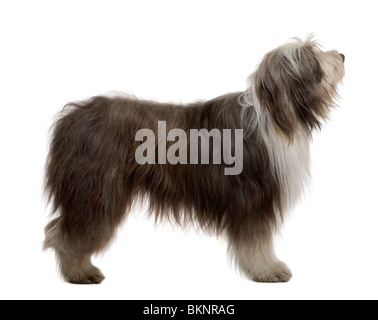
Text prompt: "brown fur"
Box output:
[[44, 94, 280, 282], [44, 37, 344, 284]]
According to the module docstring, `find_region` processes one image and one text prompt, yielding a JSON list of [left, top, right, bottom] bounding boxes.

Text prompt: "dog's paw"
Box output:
[[248, 261, 292, 283], [65, 266, 105, 285]]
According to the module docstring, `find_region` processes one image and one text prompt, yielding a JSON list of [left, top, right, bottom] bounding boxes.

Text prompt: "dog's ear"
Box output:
[[254, 51, 299, 140], [255, 44, 325, 139]]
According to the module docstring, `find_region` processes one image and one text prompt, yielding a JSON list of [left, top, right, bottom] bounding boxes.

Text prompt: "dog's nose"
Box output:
[[340, 53, 345, 63]]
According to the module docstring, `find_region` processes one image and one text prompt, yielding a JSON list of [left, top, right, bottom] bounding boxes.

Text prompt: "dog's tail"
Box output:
[[43, 217, 62, 251]]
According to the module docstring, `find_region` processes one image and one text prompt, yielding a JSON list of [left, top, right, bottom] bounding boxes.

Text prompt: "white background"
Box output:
[[0, 0, 377, 300]]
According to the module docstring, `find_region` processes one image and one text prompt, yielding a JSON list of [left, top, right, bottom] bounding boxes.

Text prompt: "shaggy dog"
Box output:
[[44, 36, 345, 284]]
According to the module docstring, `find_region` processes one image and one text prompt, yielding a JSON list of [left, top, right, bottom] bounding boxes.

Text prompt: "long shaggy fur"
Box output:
[[44, 36, 345, 284]]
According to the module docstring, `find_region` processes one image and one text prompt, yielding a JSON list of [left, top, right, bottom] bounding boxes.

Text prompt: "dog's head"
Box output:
[[253, 36, 345, 139]]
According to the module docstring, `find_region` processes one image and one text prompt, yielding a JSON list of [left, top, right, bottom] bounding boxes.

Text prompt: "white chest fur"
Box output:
[[262, 122, 311, 212]]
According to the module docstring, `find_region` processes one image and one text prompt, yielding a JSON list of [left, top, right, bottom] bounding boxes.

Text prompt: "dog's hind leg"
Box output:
[[44, 216, 108, 284], [44, 171, 129, 284], [44, 217, 108, 284], [44, 96, 135, 283]]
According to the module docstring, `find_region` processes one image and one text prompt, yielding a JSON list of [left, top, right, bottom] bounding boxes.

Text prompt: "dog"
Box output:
[[44, 36, 345, 284]]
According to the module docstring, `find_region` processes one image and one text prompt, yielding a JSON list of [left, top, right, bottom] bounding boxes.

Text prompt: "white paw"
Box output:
[[247, 260, 292, 283]]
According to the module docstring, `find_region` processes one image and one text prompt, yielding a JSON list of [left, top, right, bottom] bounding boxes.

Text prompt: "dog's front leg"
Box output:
[[228, 231, 292, 283]]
